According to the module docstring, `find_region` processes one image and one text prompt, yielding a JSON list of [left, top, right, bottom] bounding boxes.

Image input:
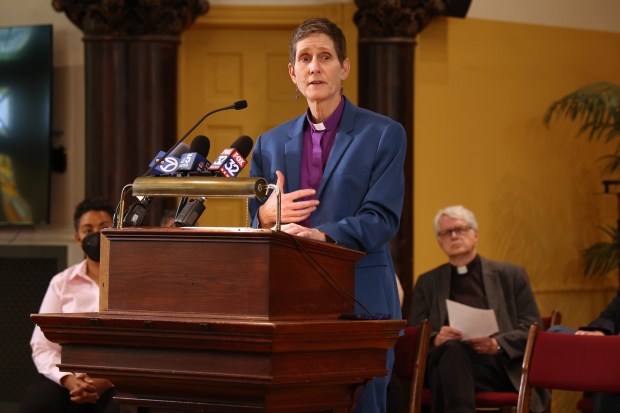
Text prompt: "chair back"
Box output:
[[393, 319, 432, 413], [516, 323, 620, 413], [541, 310, 562, 331]]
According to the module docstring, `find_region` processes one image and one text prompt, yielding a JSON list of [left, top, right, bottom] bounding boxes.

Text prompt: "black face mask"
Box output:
[[81, 232, 101, 262]]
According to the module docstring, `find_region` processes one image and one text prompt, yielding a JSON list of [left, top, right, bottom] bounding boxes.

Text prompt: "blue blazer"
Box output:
[[585, 288, 620, 335], [249, 97, 406, 320]]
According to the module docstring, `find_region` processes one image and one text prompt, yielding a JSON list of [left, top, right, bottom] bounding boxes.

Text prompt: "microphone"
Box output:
[[175, 135, 212, 218], [174, 135, 254, 227], [122, 144, 190, 227], [113, 100, 248, 227], [121, 195, 152, 227], [207, 135, 254, 177], [147, 142, 190, 176], [142, 100, 248, 177], [177, 135, 211, 174]]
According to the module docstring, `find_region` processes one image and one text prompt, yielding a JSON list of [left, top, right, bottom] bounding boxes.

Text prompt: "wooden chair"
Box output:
[[576, 397, 593, 413], [516, 323, 620, 413], [541, 310, 562, 331], [393, 319, 517, 413], [542, 310, 590, 413], [393, 319, 432, 413], [394, 312, 561, 413], [538, 310, 562, 413], [420, 387, 518, 412]]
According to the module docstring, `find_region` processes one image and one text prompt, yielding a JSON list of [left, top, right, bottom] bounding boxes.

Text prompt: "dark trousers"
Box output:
[[18, 374, 119, 413], [425, 340, 515, 413], [594, 392, 620, 413], [355, 347, 394, 413]]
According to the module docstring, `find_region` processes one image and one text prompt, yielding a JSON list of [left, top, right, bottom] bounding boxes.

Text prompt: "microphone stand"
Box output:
[[113, 100, 248, 227], [141, 100, 247, 177]]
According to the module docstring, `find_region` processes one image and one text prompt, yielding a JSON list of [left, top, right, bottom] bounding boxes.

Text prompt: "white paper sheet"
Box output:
[[446, 299, 499, 340]]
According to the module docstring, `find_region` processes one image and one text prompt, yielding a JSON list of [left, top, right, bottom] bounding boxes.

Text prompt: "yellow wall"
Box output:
[[414, 17, 620, 412], [414, 16, 620, 310]]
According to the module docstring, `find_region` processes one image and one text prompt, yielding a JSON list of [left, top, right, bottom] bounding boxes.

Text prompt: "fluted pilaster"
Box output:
[[54, 0, 209, 224]]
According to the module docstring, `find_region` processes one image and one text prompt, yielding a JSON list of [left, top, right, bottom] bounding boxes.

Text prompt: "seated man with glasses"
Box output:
[[408, 205, 549, 413]]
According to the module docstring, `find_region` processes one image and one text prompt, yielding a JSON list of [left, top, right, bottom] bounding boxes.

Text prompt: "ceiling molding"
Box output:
[[194, 4, 346, 29], [209, 0, 620, 34]]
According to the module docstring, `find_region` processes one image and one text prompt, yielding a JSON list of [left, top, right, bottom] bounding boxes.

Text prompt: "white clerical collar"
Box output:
[[456, 265, 468, 275], [313, 122, 326, 131]]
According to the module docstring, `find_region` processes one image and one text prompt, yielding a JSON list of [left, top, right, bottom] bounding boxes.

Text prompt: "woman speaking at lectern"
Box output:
[[248, 17, 407, 413]]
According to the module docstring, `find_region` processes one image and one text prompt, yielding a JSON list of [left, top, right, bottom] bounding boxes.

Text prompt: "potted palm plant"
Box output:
[[544, 82, 620, 280]]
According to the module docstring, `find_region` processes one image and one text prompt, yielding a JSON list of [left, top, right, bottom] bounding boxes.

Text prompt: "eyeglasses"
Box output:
[[437, 226, 471, 239]]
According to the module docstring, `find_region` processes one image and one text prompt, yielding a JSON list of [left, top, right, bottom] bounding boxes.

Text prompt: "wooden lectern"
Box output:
[[33, 228, 404, 413]]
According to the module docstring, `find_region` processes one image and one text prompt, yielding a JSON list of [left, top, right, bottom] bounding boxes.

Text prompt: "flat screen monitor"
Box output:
[[0, 24, 52, 226]]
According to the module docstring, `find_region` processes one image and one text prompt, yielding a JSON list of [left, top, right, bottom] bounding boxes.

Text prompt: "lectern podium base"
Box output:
[[32, 228, 404, 412], [33, 312, 403, 412]]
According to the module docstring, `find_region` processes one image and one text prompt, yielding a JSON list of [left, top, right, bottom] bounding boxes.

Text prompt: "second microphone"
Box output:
[[174, 135, 254, 227]]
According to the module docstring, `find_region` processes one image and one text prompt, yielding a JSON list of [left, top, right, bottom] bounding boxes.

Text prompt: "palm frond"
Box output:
[[582, 225, 620, 277], [544, 82, 620, 142], [598, 142, 620, 174]]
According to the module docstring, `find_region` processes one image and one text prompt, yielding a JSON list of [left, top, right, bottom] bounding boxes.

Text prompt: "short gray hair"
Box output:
[[289, 18, 347, 65], [433, 205, 478, 235]]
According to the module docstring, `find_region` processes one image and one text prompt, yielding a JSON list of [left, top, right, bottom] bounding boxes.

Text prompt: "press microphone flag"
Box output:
[[207, 135, 254, 177], [174, 135, 254, 227], [177, 135, 211, 174], [175, 135, 212, 218], [148, 151, 176, 175], [147, 143, 190, 176]]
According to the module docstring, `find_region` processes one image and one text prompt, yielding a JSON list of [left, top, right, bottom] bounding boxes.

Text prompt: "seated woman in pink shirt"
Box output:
[[19, 198, 119, 413]]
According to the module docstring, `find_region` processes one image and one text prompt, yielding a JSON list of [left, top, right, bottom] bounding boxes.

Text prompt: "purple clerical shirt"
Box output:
[[298, 97, 346, 227], [300, 97, 346, 193]]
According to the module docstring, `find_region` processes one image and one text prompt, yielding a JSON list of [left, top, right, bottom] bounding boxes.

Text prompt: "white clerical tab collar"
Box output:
[[313, 122, 326, 131], [457, 265, 468, 275]]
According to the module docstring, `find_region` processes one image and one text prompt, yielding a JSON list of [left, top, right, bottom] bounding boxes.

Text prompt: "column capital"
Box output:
[[354, 0, 446, 39], [52, 0, 210, 38]]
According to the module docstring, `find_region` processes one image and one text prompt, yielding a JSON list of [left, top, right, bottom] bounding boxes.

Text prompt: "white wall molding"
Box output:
[[210, 0, 620, 34]]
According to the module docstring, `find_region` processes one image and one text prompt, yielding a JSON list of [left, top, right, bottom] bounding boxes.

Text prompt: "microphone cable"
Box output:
[[283, 231, 376, 316]]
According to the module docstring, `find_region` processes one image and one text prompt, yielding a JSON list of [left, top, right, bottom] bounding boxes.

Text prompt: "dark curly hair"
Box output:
[[73, 198, 115, 231]]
